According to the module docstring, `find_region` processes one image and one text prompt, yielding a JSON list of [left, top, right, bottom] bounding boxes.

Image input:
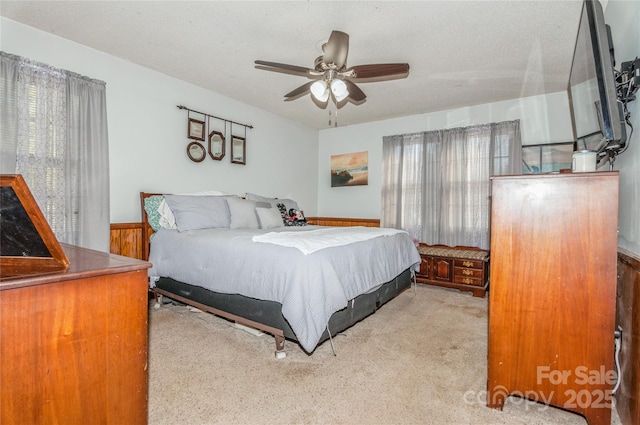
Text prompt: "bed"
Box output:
[[141, 192, 421, 357]]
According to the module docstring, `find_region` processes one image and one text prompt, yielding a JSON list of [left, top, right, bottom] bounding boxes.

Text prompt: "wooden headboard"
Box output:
[[138, 191, 381, 260], [140, 192, 162, 261]]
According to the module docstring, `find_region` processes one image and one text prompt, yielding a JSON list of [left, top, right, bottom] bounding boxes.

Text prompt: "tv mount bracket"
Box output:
[[616, 57, 639, 104], [603, 57, 640, 170]]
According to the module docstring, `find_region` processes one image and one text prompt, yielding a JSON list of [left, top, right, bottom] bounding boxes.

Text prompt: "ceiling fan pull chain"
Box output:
[[328, 109, 332, 127]]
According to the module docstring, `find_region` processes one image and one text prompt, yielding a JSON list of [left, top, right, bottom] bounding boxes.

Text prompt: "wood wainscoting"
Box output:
[[616, 248, 640, 425], [109, 217, 380, 260], [305, 217, 380, 227]]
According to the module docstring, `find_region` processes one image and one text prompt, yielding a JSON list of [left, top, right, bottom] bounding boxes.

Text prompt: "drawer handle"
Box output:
[[462, 269, 473, 276], [462, 278, 473, 284], [462, 261, 474, 267]]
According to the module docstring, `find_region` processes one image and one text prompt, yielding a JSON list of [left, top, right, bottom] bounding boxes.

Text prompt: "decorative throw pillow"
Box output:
[[143, 195, 164, 231], [277, 203, 307, 226]]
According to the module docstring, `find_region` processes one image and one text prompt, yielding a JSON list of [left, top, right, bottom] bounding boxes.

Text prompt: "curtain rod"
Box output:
[[177, 105, 253, 129]]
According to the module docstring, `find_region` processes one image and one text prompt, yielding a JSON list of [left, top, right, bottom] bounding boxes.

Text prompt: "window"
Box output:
[[0, 52, 110, 251], [15, 65, 68, 237], [381, 120, 522, 250]]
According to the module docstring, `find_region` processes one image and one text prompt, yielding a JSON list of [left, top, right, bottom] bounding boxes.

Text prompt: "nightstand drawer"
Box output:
[[454, 266, 484, 279], [454, 259, 484, 269], [453, 275, 484, 286]]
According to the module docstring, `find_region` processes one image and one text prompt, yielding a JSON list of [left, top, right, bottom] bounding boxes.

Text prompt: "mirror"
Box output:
[[231, 136, 246, 165], [187, 118, 205, 141], [186, 141, 206, 162], [208, 130, 225, 161]]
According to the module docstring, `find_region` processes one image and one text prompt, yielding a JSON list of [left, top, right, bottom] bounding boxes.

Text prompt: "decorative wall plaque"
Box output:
[[0, 174, 69, 279]]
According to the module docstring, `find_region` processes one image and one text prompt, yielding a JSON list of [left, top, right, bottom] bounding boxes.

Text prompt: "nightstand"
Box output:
[[415, 244, 489, 297]]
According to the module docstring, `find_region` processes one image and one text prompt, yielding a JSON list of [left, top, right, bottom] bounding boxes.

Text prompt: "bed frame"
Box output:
[[141, 192, 413, 358]]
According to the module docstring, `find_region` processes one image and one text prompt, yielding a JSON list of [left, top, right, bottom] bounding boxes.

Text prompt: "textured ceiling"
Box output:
[[0, 0, 585, 129]]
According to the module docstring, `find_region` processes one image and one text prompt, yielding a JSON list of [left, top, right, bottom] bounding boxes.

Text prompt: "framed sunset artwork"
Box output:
[[331, 151, 368, 187]]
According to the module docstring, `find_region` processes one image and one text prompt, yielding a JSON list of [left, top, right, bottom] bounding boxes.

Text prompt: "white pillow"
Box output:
[[157, 200, 177, 229], [256, 206, 284, 229], [163, 195, 231, 232], [158, 190, 227, 229], [227, 197, 260, 229], [246, 192, 276, 206], [246, 192, 300, 214]]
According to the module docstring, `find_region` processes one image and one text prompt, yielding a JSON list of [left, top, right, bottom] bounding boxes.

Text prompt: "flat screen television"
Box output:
[[567, 0, 626, 167]]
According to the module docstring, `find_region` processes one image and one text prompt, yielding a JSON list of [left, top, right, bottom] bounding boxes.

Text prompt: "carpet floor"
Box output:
[[148, 284, 622, 425]]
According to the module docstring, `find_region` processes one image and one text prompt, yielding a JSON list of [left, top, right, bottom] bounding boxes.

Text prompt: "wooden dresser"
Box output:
[[416, 244, 489, 297], [616, 249, 640, 425], [487, 172, 619, 425], [0, 244, 151, 425]]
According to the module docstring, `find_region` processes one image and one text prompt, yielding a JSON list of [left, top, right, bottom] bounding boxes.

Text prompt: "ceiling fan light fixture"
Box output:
[[255, 30, 410, 114], [310, 80, 329, 102], [330, 79, 348, 101]]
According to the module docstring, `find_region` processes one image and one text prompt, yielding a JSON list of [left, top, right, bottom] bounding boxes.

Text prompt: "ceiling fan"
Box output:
[[254, 30, 410, 108]]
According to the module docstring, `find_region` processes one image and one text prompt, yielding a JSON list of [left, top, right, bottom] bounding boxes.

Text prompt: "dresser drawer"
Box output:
[[454, 259, 484, 269], [454, 266, 484, 279]]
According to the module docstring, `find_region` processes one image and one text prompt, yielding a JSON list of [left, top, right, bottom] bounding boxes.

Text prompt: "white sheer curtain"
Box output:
[[381, 120, 522, 250], [0, 52, 110, 252]]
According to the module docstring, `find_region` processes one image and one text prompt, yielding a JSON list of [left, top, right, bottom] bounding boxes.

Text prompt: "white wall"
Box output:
[[605, 0, 640, 256], [317, 91, 573, 218], [5, 6, 637, 256], [0, 18, 319, 223]]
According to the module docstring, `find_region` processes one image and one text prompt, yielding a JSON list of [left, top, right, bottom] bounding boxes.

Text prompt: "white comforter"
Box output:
[[148, 225, 420, 352], [252, 226, 405, 255]]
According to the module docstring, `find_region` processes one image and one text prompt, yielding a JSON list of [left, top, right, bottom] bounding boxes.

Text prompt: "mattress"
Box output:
[[148, 225, 420, 352]]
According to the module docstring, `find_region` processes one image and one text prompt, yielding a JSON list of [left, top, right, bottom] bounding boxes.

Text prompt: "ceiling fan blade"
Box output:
[[344, 80, 366, 102], [347, 63, 410, 82], [255, 60, 314, 77], [284, 81, 315, 100], [322, 31, 349, 69]]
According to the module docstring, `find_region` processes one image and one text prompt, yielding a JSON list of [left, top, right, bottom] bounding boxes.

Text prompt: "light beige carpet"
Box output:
[[148, 284, 622, 425]]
